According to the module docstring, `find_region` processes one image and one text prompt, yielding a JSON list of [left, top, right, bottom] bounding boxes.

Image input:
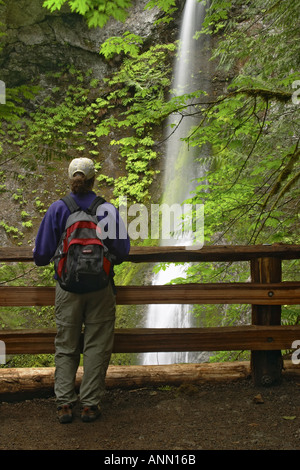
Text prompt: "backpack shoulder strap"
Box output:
[[87, 196, 106, 215], [61, 194, 80, 214]]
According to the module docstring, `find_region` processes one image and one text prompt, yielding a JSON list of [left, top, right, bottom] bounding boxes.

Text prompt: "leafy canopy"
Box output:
[[43, 0, 134, 28], [42, 0, 177, 28], [182, 0, 300, 246]]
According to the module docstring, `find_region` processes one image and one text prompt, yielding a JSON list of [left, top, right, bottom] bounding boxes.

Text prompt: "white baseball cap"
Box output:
[[68, 158, 96, 180]]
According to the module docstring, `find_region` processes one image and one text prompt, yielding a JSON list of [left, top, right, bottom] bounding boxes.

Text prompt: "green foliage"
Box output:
[[0, 222, 24, 240], [0, 85, 40, 122], [145, 0, 177, 25], [0, 256, 56, 366], [42, 0, 178, 28], [100, 31, 143, 59], [2, 354, 55, 368], [190, 95, 299, 245], [99, 41, 175, 203], [43, 0, 134, 28], [188, 0, 300, 247], [0, 33, 175, 204], [204, 0, 299, 78], [146, 0, 176, 12]]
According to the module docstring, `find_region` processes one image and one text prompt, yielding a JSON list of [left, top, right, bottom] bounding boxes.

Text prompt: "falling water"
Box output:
[[140, 0, 211, 365]]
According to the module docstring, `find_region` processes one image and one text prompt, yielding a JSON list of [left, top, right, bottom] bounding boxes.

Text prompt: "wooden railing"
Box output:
[[1, 244, 300, 386]]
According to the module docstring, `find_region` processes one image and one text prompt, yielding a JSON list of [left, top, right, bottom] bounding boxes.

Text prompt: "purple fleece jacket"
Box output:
[[33, 191, 130, 269]]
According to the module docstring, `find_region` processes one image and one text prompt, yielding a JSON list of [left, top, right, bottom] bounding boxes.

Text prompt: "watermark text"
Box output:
[[291, 340, 300, 365], [0, 340, 6, 364], [292, 80, 300, 105], [0, 80, 5, 104], [97, 197, 204, 249]]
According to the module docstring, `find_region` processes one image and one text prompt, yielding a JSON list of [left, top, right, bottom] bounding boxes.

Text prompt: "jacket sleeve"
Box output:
[[33, 201, 69, 266]]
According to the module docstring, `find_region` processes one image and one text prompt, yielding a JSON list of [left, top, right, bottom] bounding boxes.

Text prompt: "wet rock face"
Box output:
[[0, 0, 172, 87]]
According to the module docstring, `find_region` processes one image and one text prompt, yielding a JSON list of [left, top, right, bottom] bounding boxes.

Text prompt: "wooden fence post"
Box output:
[[251, 257, 283, 386]]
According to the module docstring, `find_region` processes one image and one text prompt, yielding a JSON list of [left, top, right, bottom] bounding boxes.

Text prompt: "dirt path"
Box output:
[[1, 377, 300, 452]]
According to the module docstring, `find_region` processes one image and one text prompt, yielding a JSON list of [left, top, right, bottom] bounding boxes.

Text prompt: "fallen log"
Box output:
[[0, 361, 299, 401]]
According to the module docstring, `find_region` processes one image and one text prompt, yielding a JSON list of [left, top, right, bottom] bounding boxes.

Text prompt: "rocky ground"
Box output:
[[1, 376, 300, 453]]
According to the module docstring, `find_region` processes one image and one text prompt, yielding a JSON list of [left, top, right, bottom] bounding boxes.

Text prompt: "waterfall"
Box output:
[[140, 0, 211, 366]]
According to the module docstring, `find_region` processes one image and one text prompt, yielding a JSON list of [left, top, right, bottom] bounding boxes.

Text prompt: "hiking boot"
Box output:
[[57, 404, 73, 424], [81, 405, 101, 423]]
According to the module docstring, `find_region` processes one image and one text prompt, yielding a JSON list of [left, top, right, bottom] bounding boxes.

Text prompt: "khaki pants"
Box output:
[[54, 281, 116, 407]]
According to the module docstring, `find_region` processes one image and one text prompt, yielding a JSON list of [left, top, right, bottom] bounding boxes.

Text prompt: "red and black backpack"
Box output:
[[53, 195, 112, 293]]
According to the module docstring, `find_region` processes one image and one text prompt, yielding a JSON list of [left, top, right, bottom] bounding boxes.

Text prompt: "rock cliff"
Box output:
[[0, 0, 181, 87]]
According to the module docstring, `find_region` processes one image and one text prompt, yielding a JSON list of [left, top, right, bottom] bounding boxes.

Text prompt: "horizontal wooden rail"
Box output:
[[1, 244, 299, 387], [1, 244, 300, 263], [0, 282, 299, 306], [2, 325, 300, 355]]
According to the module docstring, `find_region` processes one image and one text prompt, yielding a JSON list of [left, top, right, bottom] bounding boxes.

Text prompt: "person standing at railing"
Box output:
[[33, 157, 130, 424]]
